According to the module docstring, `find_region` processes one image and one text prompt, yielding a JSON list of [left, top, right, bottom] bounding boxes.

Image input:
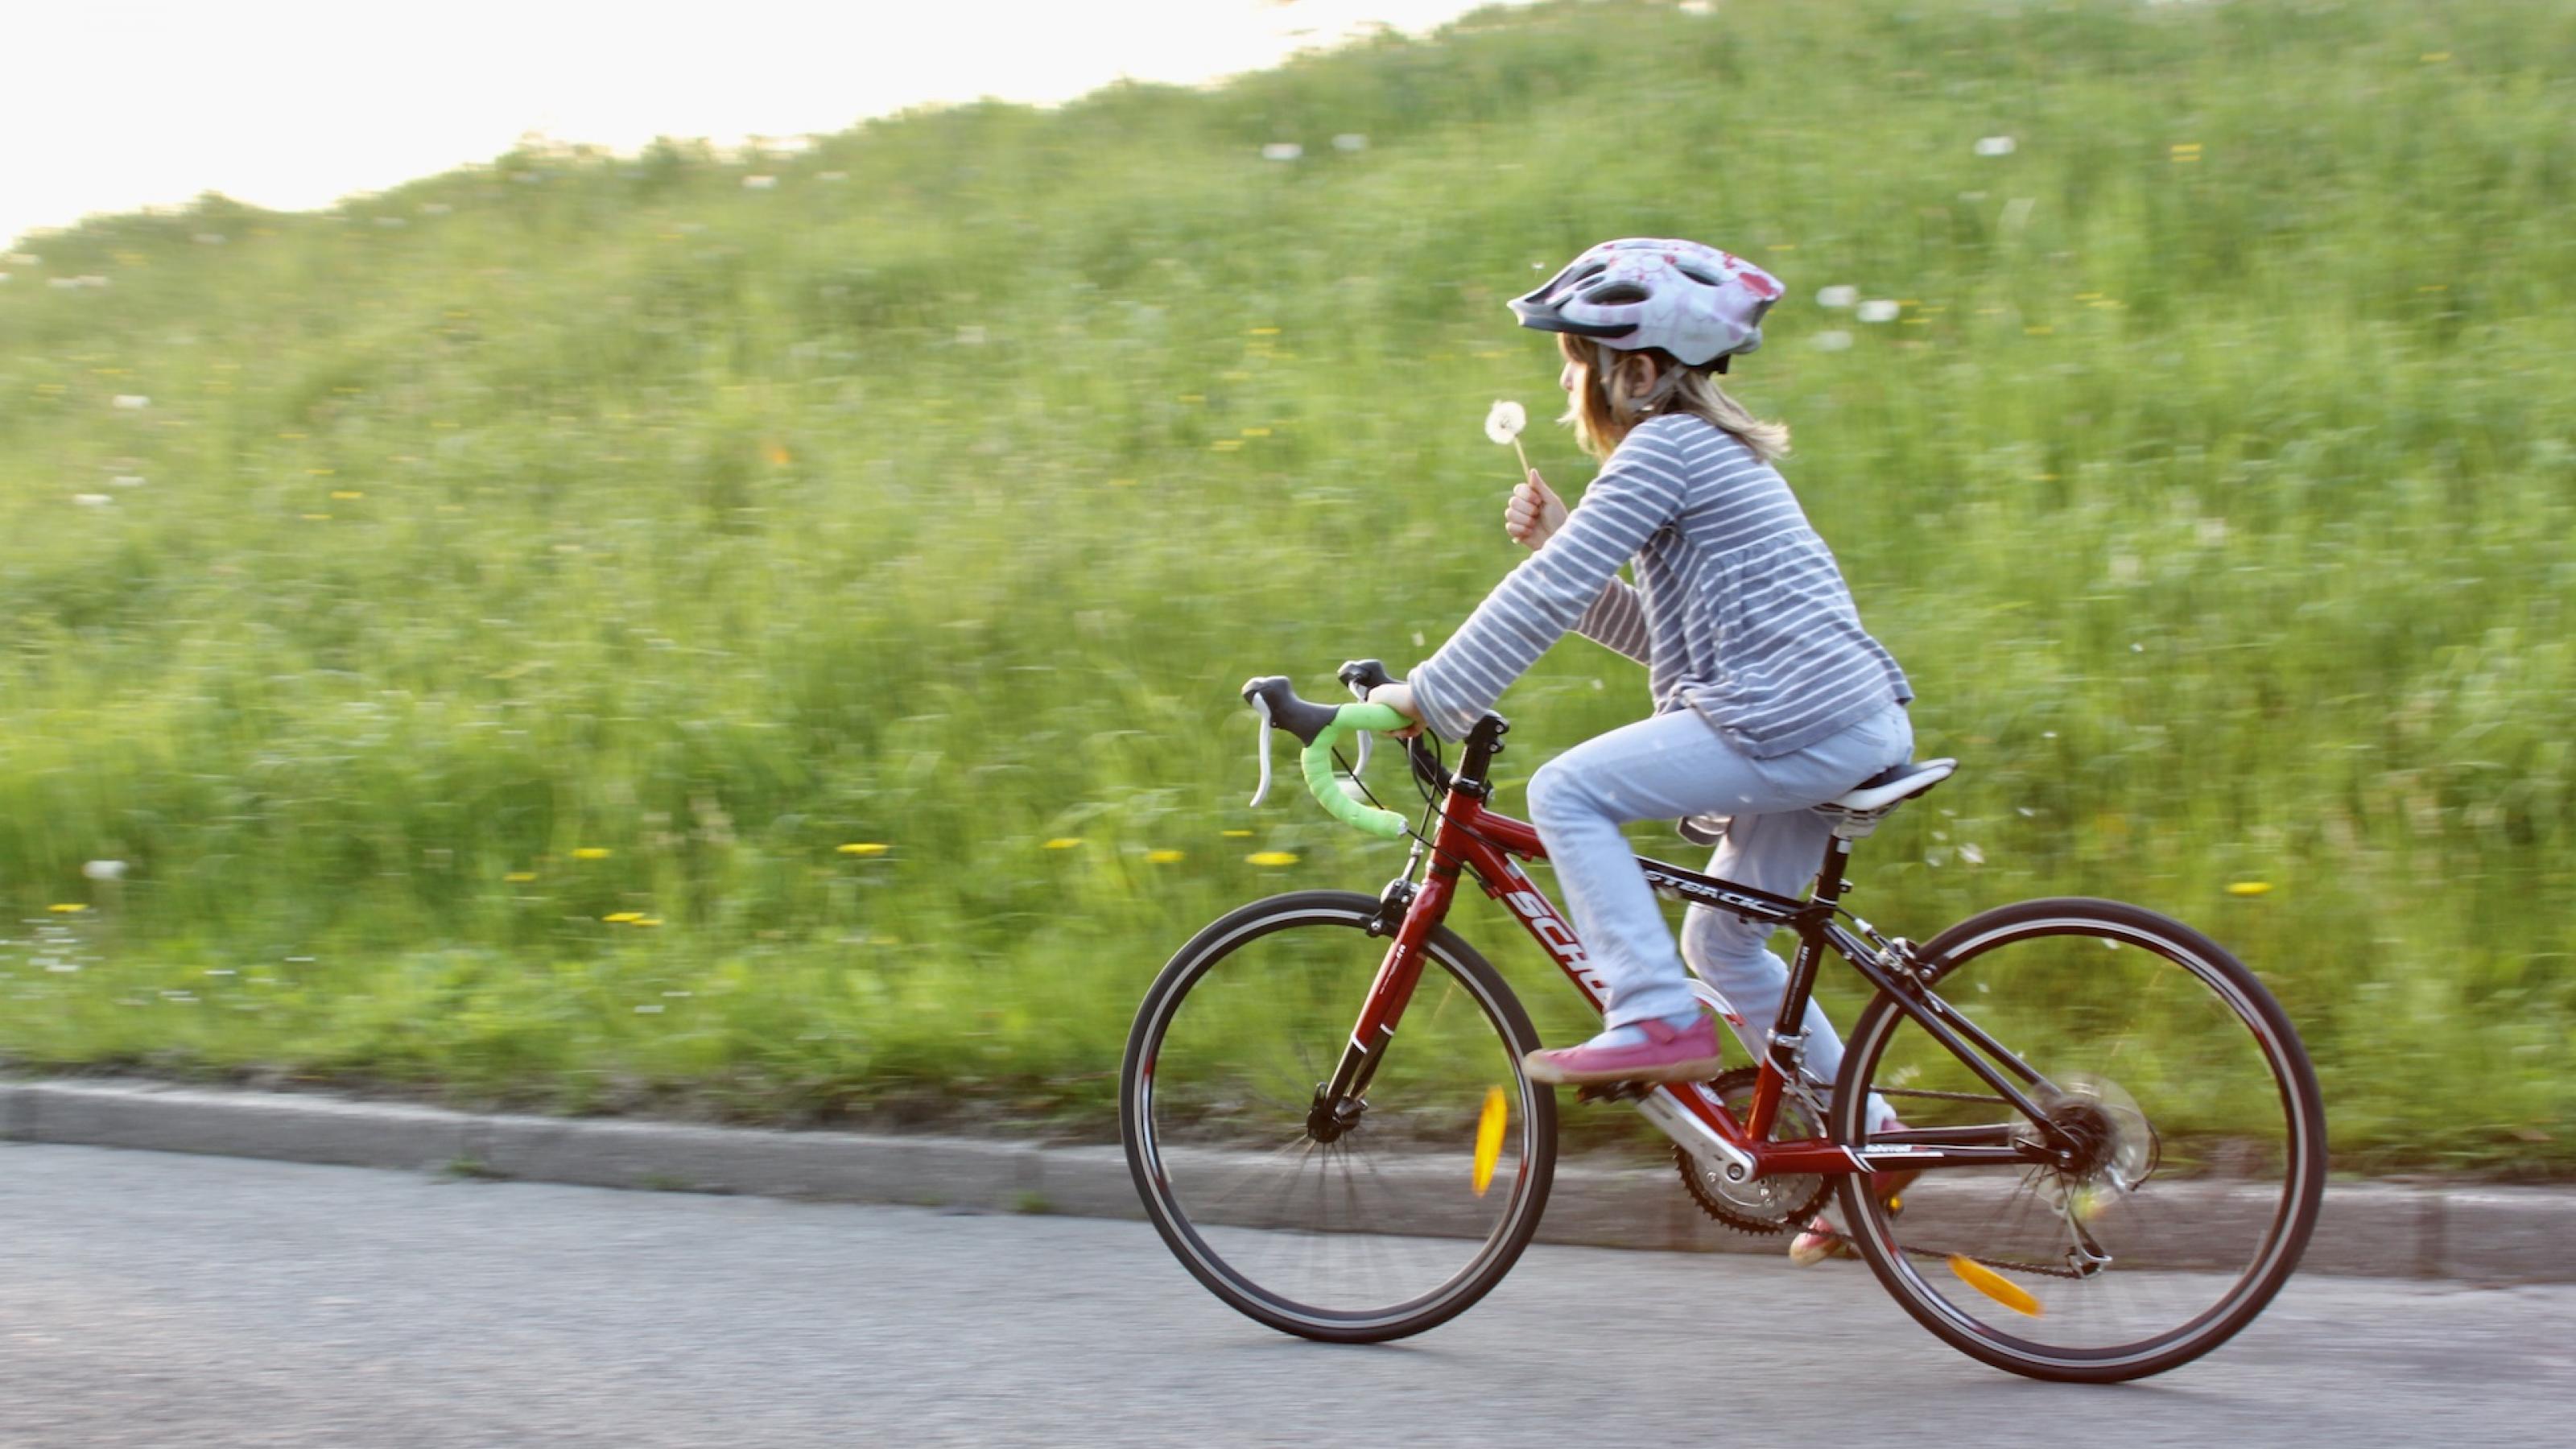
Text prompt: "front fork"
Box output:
[[1309, 852, 1440, 1143]]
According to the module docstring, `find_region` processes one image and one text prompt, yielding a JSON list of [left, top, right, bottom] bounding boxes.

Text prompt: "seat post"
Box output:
[[1811, 835, 1855, 905]]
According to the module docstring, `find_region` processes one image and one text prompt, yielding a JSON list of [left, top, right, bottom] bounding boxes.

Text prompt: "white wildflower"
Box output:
[[1679, 0, 1715, 13], [1812, 329, 1853, 352], [1332, 134, 1368, 153], [955, 324, 987, 345], [73, 493, 113, 507], [113, 394, 151, 410], [1484, 398, 1533, 475], [743, 175, 778, 190], [84, 860, 128, 881], [819, 171, 848, 182], [1856, 299, 1901, 324], [110, 475, 146, 488], [1261, 142, 1303, 162], [1975, 136, 2017, 157], [1816, 284, 1858, 308], [192, 233, 226, 246]]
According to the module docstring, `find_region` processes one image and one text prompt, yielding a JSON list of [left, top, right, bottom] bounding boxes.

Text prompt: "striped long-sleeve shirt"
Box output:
[[1407, 412, 1911, 758]]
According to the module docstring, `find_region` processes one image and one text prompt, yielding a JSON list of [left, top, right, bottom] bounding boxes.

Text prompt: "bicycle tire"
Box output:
[[1831, 896, 2326, 1382], [1121, 890, 1557, 1343]]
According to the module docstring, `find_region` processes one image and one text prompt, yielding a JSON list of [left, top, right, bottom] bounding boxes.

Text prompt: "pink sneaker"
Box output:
[[1523, 1013, 1725, 1087]]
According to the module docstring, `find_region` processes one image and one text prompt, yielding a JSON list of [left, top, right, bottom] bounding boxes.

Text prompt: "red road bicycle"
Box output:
[[1120, 663, 2324, 1381]]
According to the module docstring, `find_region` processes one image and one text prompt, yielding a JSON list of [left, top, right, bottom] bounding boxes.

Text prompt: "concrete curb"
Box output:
[[6, 1078, 2568, 1282]]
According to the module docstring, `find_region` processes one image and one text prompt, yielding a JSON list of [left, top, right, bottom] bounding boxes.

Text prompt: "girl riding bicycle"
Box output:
[[1366, 238, 1917, 1261]]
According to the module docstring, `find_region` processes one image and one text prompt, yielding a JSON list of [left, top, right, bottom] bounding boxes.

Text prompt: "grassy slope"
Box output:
[[2, 0, 2569, 1170]]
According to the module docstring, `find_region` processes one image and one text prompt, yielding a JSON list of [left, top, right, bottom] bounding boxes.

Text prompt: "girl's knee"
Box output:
[[1525, 757, 1596, 832]]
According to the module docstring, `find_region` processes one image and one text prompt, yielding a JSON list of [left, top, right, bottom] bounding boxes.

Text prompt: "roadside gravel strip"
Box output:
[[6, 1077, 2566, 1283]]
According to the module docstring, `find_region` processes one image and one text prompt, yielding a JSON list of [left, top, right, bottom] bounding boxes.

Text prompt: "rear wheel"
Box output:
[[1121, 890, 1556, 1342], [1831, 898, 2325, 1381]]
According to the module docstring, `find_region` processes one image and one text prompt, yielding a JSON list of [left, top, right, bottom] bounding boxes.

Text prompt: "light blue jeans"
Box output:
[[1525, 701, 1913, 1125]]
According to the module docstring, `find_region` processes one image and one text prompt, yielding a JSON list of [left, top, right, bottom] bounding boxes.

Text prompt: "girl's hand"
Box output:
[[1367, 682, 1426, 740], [1505, 469, 1568, 551]]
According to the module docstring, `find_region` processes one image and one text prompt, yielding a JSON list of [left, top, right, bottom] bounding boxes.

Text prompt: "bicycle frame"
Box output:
[[1318, 724, 2071, 1186]]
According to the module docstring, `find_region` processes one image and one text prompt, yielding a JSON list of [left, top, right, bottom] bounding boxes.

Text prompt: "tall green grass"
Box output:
[[2, 0, 2569, 1170]]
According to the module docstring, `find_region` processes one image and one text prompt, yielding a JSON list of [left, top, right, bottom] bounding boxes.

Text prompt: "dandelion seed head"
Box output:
[[1484, 399, 1527, 444]]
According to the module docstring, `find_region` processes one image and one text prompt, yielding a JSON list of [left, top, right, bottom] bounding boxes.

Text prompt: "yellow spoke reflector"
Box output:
[[1472, 1087, 1508, 1197], [1948, 1255, 2043, 1318]]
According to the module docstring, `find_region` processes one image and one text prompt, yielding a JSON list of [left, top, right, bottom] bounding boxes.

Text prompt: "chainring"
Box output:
[[1674, 1067, 1833, 1236]]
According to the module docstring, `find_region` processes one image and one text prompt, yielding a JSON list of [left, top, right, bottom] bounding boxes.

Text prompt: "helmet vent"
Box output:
[[1585, 283, 1649, 305], [1675, 265, 1724, 287]]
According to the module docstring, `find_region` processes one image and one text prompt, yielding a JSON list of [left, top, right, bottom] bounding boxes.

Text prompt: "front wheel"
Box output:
[[1831, 898, 2326, 1382], [1121, 890, 1557, 1343]]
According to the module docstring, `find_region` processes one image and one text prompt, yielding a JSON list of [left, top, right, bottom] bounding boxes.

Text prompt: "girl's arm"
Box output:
[[1511, 470, 1651, 667], [1572, 577, 1653, 666], [1408, 418, 1692, 740]]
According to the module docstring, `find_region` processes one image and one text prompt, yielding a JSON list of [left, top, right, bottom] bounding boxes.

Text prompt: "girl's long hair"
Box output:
[[1558, 332, 1791, 465]]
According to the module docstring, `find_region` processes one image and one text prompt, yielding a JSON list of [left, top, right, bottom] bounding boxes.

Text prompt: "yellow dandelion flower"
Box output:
[[47, 902, 89, 913], [1146, 849, 1186, 864], [1247, 851, 1300, 866], [2226, 881, 2273, 897], [1248, 327, 1282, 336], [1221, 829, 1254, 838], [1241, 427, 1271, 438], [504, 872, 536, 883], [1211, 439, 1244, 452], [1044, 837, 1085, 850], [838, 842, 890, 856], [603, 911, 643, 923], [765, 443, 791, 466], [635, 918, 664, 927], [301, 513, 332, 521], [572, 847, 613, 861], [330, 490, 363, 501]]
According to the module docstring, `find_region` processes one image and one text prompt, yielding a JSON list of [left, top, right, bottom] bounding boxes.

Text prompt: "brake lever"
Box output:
[[1344, 675, 1373, 780], [1248, 692, 1276, 807]]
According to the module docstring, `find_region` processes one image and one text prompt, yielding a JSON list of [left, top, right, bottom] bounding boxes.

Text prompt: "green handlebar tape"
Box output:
[[1302, 702, 1413, 840]]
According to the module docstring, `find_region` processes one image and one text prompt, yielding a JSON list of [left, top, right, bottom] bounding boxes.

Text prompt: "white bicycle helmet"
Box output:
[[1509, 238, 1783, 372]]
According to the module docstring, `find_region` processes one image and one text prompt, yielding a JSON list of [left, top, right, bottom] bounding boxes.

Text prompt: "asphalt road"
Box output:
[[2, 1144, 2568, 1448]]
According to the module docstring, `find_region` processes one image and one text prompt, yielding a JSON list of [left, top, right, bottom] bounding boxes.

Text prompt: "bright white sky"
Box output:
[[2, 0, 1536, 249]]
